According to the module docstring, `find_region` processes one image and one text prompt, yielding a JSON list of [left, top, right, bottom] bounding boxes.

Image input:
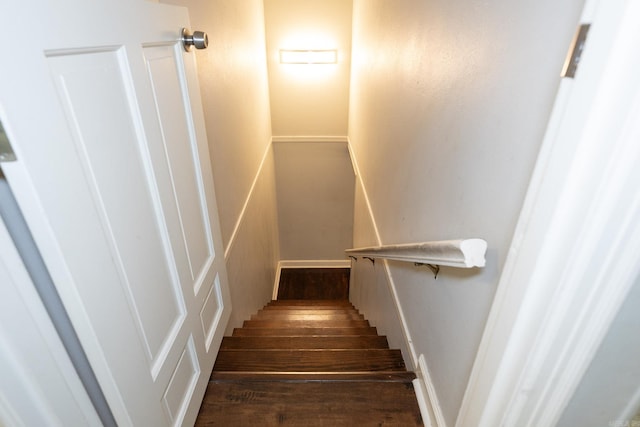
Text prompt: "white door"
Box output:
[[0, 1, 231, 425]]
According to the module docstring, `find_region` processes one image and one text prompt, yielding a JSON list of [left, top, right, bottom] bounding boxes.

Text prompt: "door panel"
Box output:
[[47, 48, 187, 369], [0, 1, 231, 425], [143, 43, 215, 291], [162, 336, 199, 424], [200, 274, 224, 351]]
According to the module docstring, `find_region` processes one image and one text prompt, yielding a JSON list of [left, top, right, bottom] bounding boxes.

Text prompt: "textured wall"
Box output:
[[274, 141, 354, 260], [348, 0, 584, 424], [264, 0, 352, 136], [224, 148, 280, 332]]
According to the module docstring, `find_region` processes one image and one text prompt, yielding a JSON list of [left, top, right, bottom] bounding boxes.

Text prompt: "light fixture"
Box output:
[[279, 49, 338, 64]]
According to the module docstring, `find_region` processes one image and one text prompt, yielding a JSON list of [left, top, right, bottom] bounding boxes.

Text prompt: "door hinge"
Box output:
[[0, 119, 16, 162], [561, 23, 591, 78]]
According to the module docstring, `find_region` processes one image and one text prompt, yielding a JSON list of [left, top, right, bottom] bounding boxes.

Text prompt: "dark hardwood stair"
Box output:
[[195, 299, 423, 426]]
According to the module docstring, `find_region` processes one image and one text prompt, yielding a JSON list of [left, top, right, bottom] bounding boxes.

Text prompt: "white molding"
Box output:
[[272, 260, 353, 300], [271, 135, 348, 144], [456, 0, 640, 425], [272, 261, 282, 300], [346, 138, 383, 243], [413, 354, 447, 427], [278, 259, 352, 269], [224, 139, 273, 261]]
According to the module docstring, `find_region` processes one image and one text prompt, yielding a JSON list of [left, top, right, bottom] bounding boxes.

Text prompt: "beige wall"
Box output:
[[264, 0, 352, 136], [348, 0, 584, 424], [274, 140, 354, 260], [160, 0, 279, 327]]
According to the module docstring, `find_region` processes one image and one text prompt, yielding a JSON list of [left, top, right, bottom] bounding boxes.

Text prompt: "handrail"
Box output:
[[345, 239, 487, 269]]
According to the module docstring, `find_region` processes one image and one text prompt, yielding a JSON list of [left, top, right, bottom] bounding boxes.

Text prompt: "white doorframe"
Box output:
[[456, 0, 640, 425], [0, 173, 102, 427]]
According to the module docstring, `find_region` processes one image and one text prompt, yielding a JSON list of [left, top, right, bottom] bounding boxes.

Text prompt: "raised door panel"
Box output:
[[46, 49, 187, 378], [143, 44, 215, 294]]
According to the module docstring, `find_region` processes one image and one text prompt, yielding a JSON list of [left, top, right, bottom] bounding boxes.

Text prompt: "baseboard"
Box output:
[[414, 354, 447, 427], [278, 259, 352, 269], [272, 260, 353, 300], [271, 135, 348, 144]]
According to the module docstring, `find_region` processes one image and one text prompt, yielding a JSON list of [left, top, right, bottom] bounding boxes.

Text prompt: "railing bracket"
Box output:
[[348, 256, 358, 262], [415, 262, 440, 279], [364, 257, 375, 265]]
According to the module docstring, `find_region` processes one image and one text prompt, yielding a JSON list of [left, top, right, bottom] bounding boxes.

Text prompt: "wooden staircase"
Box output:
[[195, 299, 423, 426]]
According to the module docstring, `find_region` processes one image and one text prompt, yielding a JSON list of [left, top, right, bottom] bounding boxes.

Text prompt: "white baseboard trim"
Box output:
[[278, 259, 352, 269], [272, 259, 353, 300], [414, 354, 447, 427], [271, 135, 348, 144]]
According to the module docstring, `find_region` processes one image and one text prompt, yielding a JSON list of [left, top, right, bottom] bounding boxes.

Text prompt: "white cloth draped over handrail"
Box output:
[[345, 239, 487, 268]]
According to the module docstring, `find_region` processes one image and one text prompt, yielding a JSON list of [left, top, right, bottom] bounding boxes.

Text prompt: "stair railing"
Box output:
[[345, 239, 487, 279]]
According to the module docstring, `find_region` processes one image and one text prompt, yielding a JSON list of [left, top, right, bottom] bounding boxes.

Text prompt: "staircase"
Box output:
[[195, 299, 424, 426]]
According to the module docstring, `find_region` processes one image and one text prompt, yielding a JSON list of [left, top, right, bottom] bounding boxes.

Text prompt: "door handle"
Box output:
[[181, 28, 208, 51]]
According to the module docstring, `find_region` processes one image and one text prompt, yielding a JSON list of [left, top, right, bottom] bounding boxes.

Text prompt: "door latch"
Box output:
[[561, 24, 591, 79]]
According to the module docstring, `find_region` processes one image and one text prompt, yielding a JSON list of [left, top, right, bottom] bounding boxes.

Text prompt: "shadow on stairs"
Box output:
[[195, 299, 423, 426]]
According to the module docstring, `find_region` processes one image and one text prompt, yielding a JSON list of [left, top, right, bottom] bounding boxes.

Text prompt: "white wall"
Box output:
[[224, 147, 280, 332], [557, 274, 640, 427], [159, 0, 279, 328], [349, 180, 412, 366], [264, 0, 352, 136], [274, 140, 354, 261], [348, 0, 584, 424]]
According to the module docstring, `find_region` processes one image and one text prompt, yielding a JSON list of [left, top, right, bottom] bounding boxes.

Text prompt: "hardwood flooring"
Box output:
[[195, 299, 423, 426]]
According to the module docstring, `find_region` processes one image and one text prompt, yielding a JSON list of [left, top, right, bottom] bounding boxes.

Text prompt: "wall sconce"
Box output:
[[279, 49, 338, 64]]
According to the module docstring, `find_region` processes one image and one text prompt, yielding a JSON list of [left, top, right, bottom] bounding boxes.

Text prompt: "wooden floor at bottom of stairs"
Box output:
[[195, 380, 423, 426]]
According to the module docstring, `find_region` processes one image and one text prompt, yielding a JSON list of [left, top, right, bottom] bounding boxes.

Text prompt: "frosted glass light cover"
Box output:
[[279, 49, 338, 64]]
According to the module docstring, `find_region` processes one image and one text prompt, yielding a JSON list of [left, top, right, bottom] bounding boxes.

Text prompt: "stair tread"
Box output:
[[214, 349, 406, 372], [220, 335, 389, 350], [252, 311, 364, 320], [242, 319, 371, 328], [260, 307, 360, 313], [232, 327, 379, 336], [196, 381, 423, 426]]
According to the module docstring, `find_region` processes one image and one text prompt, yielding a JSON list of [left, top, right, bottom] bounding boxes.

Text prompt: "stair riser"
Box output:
[[214, 349, 406, 372], [220, 336, 389, 350]]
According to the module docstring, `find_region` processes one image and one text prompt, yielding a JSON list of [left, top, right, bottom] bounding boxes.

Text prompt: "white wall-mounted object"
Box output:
[[346, 239, 487, 268], [279, 49, 337, 64]]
